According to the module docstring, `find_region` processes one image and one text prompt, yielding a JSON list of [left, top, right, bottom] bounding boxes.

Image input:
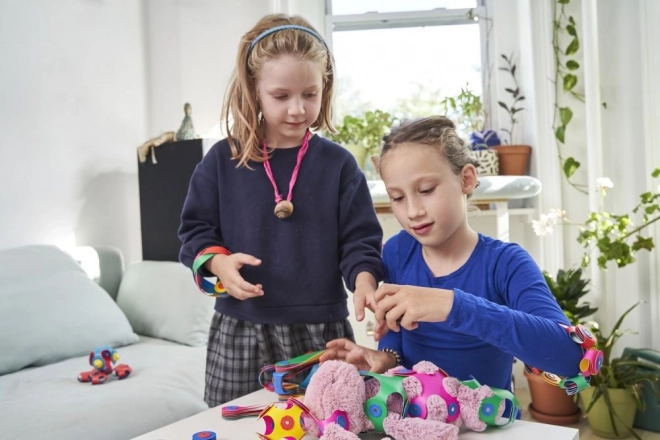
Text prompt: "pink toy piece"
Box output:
[[383, 413, 459, 440], [402, 369, 460, 422]]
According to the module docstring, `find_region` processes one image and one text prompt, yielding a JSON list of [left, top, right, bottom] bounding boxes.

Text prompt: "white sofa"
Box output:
[[0, 245, 213, 440]]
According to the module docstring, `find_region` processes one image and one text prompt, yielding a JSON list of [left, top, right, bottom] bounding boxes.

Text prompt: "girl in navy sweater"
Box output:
[[178, 14, 383, 407]]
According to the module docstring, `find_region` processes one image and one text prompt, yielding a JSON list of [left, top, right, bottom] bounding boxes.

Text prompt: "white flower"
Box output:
[[596, 177, 614, 194], [532, 212, 560, 237], [549, 209, 567, 219]]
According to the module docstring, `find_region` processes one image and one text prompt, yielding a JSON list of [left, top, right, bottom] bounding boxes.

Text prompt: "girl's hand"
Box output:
[[353, 272, 378, 321], [206, 253, 264, 300], [373, 284, 454, 340], [320, 338, 395, 373]]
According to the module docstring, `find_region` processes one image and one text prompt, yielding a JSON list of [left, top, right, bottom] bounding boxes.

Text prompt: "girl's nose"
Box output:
[[407, 198, 425, 219], [288, 97, 305, 116]]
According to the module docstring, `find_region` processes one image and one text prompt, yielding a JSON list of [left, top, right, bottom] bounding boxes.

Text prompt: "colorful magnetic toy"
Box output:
[[77, 346, 132, 385], [259, 350, 325, 397], [461, 376, 521, 426], [524, 323, 603, 395], [257, 398, 308, 440]]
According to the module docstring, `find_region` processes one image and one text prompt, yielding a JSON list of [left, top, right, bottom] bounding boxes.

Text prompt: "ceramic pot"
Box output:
[[470, 148, 499, 176], [580, 387, 637, 439], [524, 368, 581, 425], [492, 144, 531, 175]]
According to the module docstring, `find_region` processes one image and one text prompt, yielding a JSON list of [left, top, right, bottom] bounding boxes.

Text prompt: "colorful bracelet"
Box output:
[[380, 348, 402, 367], [524, 323, 603, 396], [191, 246, 231, 297]]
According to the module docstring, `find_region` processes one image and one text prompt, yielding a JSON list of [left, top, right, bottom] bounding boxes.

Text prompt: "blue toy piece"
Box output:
[[77, 346, 132, 385], [192, 431, 216, 440]]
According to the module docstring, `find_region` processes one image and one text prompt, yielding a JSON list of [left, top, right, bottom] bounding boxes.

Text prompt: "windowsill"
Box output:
[[368, 175, 542, 208]]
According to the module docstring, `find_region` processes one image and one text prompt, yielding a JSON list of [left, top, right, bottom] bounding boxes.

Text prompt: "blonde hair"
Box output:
[[380, 116, 480, 195], [222, 14, 335, 167]]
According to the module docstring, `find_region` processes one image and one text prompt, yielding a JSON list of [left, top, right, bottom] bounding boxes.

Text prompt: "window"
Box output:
[[326, 1, 487, 177]]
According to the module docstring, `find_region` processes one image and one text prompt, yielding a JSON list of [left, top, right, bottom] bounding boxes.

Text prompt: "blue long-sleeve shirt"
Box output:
[[178, 134, 384, 325], [378, 231, 583, 391]]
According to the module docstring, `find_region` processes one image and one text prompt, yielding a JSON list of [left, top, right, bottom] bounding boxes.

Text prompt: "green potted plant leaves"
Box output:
[[525, 267, 597, 425], [493, 53, 531, 176], [440, 84, 500, 176], [580, 302, 660, 439], [326, 110, 396, 179]]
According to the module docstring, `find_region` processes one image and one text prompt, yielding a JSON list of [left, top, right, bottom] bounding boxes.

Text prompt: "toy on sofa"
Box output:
[[302, 360, 519, 440], [77, 346, 132, 385]]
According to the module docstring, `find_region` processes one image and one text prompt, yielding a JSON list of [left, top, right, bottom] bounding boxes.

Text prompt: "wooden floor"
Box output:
[[515, 386, 660, 439]]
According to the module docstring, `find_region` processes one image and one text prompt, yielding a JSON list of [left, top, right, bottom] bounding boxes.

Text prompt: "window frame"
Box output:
[[324, 0, 491, 122]]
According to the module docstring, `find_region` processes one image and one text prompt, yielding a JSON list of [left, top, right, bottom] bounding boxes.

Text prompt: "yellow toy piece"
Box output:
[[257, 398, 308, 440]]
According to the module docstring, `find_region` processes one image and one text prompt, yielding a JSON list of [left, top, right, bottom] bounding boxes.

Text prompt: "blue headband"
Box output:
[[247, 24, 325, 57]]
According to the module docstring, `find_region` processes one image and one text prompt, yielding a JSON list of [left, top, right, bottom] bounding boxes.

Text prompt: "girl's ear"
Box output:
[[461, 164, 479, 195]]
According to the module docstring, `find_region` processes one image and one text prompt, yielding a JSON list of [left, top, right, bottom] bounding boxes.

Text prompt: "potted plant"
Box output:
[[524, 267, 598, 425], [492, 53, 532, 175], [440, 84, 500, 176], [326, 110, 396, 179], [580, 302, 660, 439]]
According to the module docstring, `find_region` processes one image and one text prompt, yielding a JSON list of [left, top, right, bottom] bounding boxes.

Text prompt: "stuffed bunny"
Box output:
[[303, 360, 511, 440]]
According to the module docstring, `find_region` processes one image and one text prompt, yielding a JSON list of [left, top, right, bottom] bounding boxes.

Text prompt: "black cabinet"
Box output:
[[137, 139, 203, 261]]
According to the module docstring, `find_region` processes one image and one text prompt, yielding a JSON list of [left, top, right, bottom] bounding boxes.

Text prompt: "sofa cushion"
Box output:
[[116, 261, 214, 347], [0, 245, 139, 376]]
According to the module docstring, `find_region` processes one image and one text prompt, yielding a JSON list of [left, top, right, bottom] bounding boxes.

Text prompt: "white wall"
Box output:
[[0, 0, 148, 263]]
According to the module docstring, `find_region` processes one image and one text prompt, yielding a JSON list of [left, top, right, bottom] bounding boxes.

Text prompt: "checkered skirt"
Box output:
[[204, 312, 355, 407]]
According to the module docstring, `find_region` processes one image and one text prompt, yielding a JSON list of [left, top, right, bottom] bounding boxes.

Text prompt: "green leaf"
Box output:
[[566, 60, 580, 70], [564, 74, 578, 92], [566, 38, 580, 55], [558, 0, 569, 4], [566, 24, 577, 36], [498, 101, 509, 112], [559, 107, 573, 125], [653, 167, 660, 178], [564, 157, 580, 178], [555, 125, 566, 143]]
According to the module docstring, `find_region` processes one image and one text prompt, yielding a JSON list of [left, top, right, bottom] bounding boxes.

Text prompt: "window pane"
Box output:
[[332, 24, 482, 123], [331, 0, 477, 15]]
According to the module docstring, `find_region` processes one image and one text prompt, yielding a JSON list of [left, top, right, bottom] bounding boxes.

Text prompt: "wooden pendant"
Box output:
[[274, 200, 294, 219]]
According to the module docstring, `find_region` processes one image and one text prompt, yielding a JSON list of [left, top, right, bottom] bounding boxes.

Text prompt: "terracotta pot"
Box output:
[[492, 144, 531, 175], [580, 387, 637, 439], [524, 368, 581, 425]]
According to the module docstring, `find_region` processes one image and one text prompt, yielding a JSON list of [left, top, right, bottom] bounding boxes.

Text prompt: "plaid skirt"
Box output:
[[205, 312, 355, 407]]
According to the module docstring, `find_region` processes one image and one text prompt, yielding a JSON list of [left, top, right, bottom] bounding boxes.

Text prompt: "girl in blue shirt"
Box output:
[[321, 116, 583, 393]]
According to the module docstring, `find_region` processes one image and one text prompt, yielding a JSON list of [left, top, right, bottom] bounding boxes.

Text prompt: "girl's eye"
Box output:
[[274, 95, 287, 100], [390, 196, 404, 203], [304, 93, 317, 98], [420, 187, 436, 195]]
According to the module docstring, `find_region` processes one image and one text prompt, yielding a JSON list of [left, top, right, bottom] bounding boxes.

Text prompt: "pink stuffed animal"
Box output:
[[303, 360, 508, 440]]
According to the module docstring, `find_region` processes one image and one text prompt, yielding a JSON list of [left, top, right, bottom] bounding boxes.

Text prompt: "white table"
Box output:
[[132, 388, 578, 440], [368, 176, 542, 242]]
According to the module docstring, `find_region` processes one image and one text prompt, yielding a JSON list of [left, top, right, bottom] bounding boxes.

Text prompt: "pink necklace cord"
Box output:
[[262, 130, 311, 204]]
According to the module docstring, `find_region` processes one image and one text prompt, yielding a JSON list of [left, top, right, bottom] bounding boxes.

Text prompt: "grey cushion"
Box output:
[[0, 245, 139, 376], [116, 261, 214, 347]]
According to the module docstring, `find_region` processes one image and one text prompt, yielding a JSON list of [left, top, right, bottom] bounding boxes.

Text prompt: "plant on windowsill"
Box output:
[[525, 267, 598, 426], [326, 109, 396, 180], [492, 53, 531, 176], [440, 84, 501, 176]]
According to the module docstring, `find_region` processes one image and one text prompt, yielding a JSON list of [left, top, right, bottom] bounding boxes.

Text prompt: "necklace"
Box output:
[[262, 130, 311, 219]]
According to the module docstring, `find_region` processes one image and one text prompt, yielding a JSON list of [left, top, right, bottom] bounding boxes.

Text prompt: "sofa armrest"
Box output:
[[93, 246, 125, 301]]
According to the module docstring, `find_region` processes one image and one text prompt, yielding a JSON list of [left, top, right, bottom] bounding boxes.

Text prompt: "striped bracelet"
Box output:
[[191, 246, 231, 297]]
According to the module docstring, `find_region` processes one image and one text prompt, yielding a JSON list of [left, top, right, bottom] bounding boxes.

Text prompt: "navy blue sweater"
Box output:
[[178, 134, 384, 324], [379, 232, 584, 392]]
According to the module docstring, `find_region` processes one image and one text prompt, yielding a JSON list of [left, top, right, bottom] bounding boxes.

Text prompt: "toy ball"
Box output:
[[192, 431, 216, 440], [257, 398, 307, 440]]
